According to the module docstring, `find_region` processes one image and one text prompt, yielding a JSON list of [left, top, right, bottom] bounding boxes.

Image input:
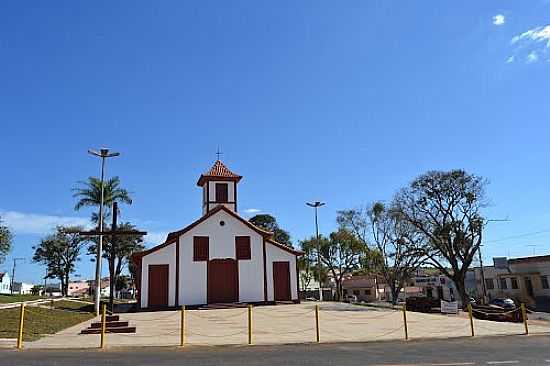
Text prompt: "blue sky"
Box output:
[[1, 1, 550, 283]]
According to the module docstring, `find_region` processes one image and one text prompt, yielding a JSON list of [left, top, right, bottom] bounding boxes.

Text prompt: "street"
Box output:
[[1, 335, 550, 366]]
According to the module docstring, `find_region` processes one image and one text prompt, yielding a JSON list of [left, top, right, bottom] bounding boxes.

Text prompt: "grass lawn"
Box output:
[[0, 301, 95, 341], [0, 294, 44, 304]]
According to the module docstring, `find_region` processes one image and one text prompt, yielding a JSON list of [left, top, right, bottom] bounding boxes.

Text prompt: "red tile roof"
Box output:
[[197, 160, 242, 186]]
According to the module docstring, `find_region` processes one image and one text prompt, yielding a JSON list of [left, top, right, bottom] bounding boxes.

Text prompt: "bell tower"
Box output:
[[197, 160, 242, 215]]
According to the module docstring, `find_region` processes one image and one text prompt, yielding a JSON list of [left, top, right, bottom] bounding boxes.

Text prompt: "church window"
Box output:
[[193, 236, 209, 261], [215, 183, 229, 202], [235, 236, 251, 260]]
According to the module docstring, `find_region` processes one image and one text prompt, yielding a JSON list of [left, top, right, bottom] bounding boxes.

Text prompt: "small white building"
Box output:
[[133, 160, 302, 309], [0, 272, 11, 294], [12, 282, 34, 295]]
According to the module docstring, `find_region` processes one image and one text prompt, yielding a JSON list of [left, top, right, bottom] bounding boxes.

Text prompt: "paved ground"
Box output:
[[1, 334, 550, 365], [7, 302, 550, 349]]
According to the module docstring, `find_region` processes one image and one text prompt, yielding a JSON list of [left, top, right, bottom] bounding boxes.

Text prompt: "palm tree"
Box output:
[[73, 176, 132, 223]]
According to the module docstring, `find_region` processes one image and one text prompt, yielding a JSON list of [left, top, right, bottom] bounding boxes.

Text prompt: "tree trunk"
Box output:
[[452, 273, 469, 308]]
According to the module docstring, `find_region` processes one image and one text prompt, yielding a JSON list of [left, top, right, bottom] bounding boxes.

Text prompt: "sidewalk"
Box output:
[[17, 302, 550, 349]]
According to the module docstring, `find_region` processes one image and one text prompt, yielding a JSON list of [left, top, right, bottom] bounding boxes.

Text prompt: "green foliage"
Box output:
[[0, 217, 13, 264], [394, 169, 487, 304], [32, 226, 88, 296], [72, 176, 132, 222], [249, 214, 292, 247], [301, 229, 367, 300]]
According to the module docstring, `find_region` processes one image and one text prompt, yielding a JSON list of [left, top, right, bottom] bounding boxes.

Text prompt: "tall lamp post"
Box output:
[[306, 201, 325, 302], [88, 148, 120, 316]]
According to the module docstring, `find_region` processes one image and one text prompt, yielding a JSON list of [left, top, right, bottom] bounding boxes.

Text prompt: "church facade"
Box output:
[[133, 160, 302, 309]]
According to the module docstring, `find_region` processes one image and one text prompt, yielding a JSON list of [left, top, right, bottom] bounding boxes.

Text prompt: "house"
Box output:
[[12, 282, 34, 295], [469, 255, 550, 310], [68, 281, 90, 297], [0, 272, 11, 294], [342, 275, 381, 302], [132, 160, 302, 309]]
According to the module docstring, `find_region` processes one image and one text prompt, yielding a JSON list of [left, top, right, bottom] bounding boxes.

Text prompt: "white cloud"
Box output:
[[243, 208, 262, 215], [508, 24, 550, 65], [527, 51, 539, 63], [506, 55, 515, 63], [493, 14, 505, 26], [0, 210, 91, 235], [144, 231, 168, 245], [511, 25, 550, 46]]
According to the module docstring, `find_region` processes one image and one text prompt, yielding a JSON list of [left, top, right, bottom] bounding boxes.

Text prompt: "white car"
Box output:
[[344, 295, 358, 303]]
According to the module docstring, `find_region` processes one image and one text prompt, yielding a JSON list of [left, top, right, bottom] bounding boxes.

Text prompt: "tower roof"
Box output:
[[197, 160, 242, 186]]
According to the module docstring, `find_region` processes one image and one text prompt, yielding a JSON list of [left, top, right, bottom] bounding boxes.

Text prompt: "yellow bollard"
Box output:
[[402, 304, 409, 341], [467, 303, 475, 337], [247, 304, 253, 345], [100, 303, 107, 349], [315, 304, 320, 343], [16, 304, 25, 350], [180, 305, 186, 347], [521, 303, 529, 335]]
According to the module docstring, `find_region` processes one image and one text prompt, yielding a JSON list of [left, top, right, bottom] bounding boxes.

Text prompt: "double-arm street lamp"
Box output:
[[88, 148, 120, 316], [306, 201, 325, 302]]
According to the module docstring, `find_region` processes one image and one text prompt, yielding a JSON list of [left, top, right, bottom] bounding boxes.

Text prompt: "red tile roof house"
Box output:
[[132, 160, 302, 310]]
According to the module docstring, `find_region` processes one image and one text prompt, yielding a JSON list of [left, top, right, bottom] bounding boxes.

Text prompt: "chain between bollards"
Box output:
[[402, 304, 408, 341], [315, 304, 320, 343], [100, 303, 107, 349], [16, 303, 25, 350], [248, 304, 253, 345], [467, 303, 475, 337], [521, 303, 529, 335], [180, 305, 186, 347]]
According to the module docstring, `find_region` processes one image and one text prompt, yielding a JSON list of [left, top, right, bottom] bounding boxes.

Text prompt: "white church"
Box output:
[[133, 160, 302, 309]]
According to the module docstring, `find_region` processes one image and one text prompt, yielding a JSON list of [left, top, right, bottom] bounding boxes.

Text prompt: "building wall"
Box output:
[[178, 209, 265, 306], [0, 273, 11, 294], [140, 243, 177, 308], [265, 242, 298, 301]]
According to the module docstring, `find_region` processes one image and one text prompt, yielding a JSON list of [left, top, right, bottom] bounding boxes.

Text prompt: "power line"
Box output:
[[484, 229, 550, 244]]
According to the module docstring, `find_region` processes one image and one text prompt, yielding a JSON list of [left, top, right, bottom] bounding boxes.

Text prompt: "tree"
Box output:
[[0, 217, 13, 264], [338, 203, 427, 304], [249, 214, 292, 247], [302, 229, 367, 301], [73, 176, 132, 223], [393, 170, 487, 305], [32, 226, 88, 296], [87, 222, 145, 309]]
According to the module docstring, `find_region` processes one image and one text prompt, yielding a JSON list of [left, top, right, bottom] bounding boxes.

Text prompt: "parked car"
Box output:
[[344, 295, 357, 303], [489, 298, 516, 309]]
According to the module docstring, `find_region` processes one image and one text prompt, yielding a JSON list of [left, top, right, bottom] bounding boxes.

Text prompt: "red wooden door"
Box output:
[[148, 265, 169, 307], [208, 259, 238, 303], [273, 261, 291, 301]]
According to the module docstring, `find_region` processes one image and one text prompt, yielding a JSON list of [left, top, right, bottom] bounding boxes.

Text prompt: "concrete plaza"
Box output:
[[13, 302, 550, 349]]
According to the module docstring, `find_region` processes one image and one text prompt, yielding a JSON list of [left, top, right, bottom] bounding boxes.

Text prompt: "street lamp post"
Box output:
[[88, 148, 120, 316], [307, 201, 325, 302]]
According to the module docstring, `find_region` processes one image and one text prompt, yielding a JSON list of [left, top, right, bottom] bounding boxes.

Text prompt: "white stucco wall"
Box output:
[[178, 209, 264, 306], [141, 244, 177, 308], [265, 242, 298, 301]]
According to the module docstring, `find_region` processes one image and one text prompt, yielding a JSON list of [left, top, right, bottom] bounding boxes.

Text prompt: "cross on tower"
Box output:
[[216, 147, 223, 160]]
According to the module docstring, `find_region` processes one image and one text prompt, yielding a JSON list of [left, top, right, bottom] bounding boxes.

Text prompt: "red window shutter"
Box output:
[[235, 236, 251, 260], [193, 236, 209, 261], [215, 183, 229, 202]]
